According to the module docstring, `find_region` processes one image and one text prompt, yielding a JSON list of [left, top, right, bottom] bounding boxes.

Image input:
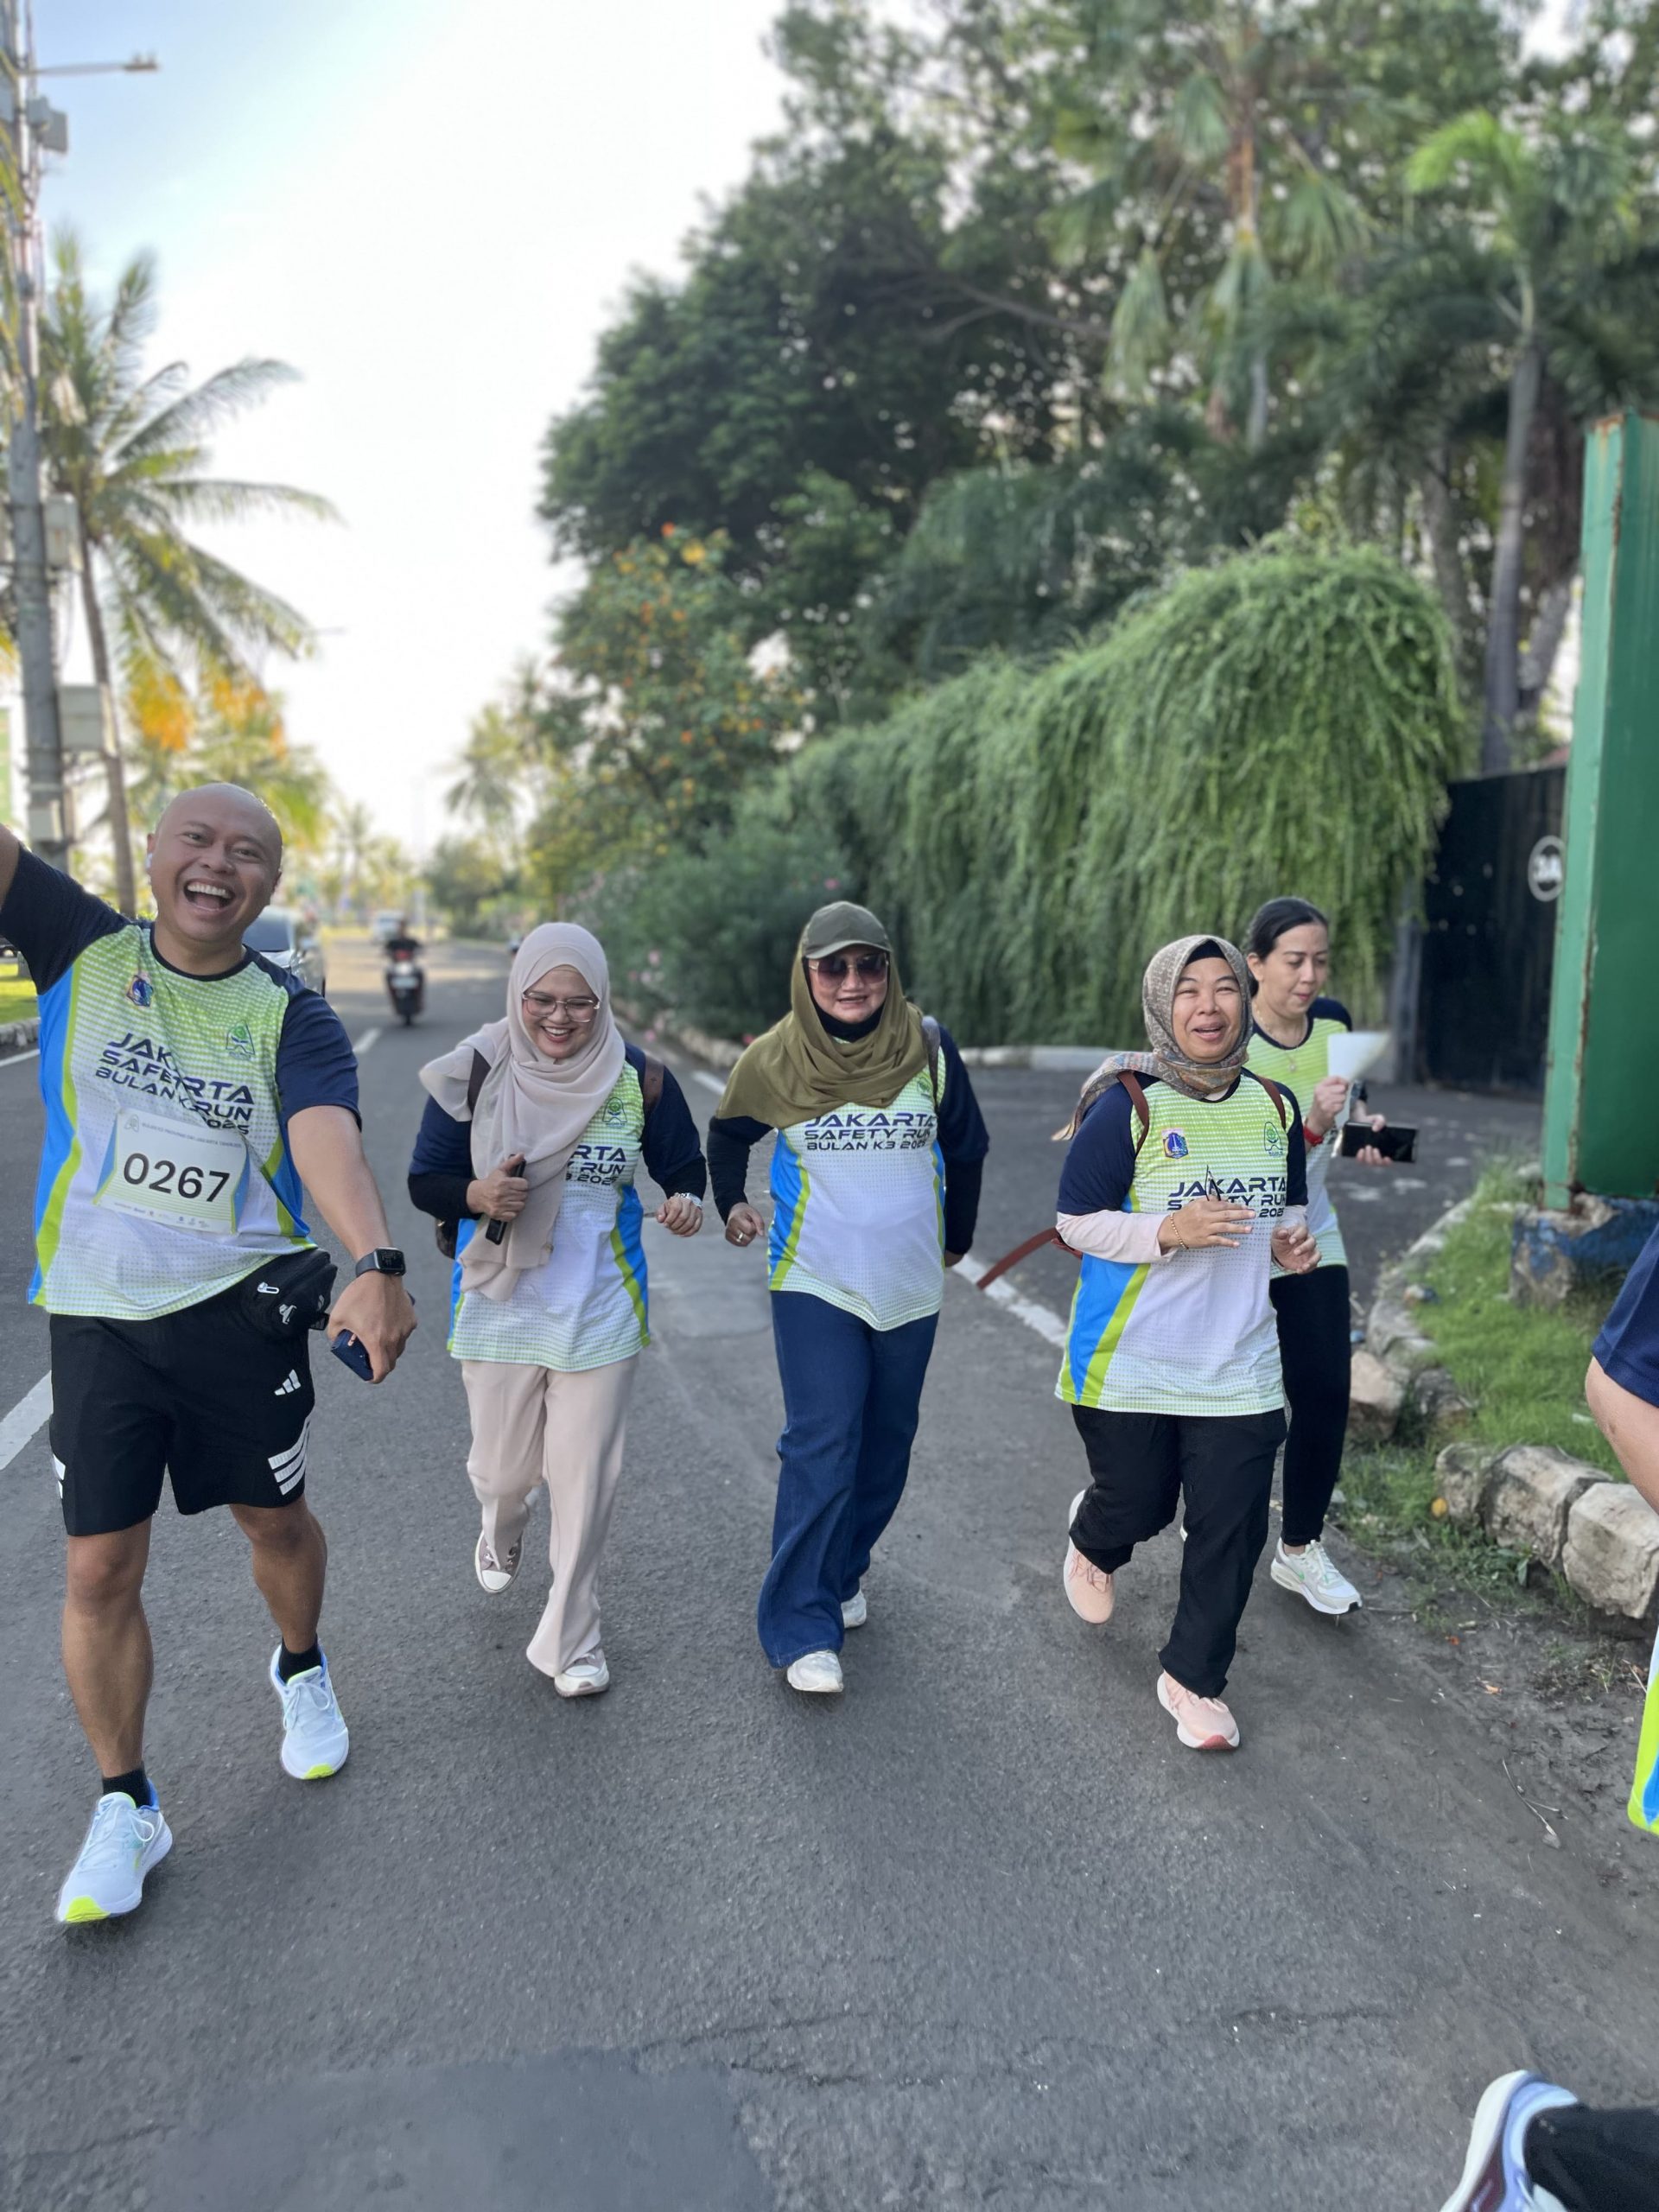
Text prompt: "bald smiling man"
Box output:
[[0, 788, 416, 1927]]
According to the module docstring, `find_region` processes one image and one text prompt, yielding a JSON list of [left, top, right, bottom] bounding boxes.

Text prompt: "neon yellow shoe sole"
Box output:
[[60, 1896, 109, 1924]]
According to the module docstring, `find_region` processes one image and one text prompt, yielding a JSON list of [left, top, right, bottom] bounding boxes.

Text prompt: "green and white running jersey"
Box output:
[[1247, 997, 1351, 1268], [768, 1061, 947, 1332], [1055, 1071, 1307, 1416], [445, 1063, 652, 1373], [3, 851, 359, 1322]]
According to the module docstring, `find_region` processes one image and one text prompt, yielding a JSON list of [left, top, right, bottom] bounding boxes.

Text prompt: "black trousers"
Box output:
[[1070, 1405, 1287, 1699], [1269, 1264, 1351, 1548], [1529, 2105, 1659, 2211]]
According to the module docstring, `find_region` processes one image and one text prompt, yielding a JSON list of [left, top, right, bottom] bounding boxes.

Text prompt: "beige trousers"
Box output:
[[461, 1355, 638, 1677]]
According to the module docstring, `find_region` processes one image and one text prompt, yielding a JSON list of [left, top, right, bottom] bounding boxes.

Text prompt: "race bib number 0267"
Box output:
[[96, 1108, 251, 1234]]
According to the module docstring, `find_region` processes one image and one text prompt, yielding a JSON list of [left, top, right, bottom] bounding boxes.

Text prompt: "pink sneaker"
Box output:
[[1063, 1489, 1115, 1624], [1157, 1671, 1239, 1751]]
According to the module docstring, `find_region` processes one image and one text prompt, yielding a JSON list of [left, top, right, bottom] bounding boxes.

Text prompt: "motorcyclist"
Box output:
[[384, 918, 426, 1023]]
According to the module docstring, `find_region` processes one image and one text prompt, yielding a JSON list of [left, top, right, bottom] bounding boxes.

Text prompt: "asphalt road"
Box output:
[[1, 940, 1653, 2212]]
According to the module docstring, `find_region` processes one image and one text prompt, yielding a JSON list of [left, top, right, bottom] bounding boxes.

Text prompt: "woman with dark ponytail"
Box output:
[[1243, 897, 1391, 1618]]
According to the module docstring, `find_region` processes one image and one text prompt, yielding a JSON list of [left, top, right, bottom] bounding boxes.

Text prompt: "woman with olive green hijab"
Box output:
[[709, 902, 989, 1696]]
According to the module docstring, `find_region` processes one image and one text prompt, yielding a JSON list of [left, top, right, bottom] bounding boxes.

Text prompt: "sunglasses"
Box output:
[[807, 953, 889, 982]]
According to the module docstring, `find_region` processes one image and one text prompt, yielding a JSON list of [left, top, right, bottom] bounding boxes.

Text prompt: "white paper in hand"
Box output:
[[1325, 1029, 1389, 1083]]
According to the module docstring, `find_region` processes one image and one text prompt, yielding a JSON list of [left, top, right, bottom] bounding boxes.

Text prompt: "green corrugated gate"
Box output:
[[1542, 411, 1659, 1205]]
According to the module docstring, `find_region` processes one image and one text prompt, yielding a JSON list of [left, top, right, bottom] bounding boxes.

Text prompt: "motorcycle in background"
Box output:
[[385, 949, 425, 1025]]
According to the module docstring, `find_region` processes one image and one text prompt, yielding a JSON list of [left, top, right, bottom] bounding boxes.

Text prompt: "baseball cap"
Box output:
[[800, 901, 891, 960]]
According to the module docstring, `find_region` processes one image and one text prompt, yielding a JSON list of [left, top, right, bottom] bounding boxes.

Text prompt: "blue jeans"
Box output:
[[757, 1291, 939, 1667]]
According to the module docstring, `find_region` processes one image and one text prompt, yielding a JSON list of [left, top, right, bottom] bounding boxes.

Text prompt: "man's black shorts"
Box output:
[[49, 1281, 315, 1537]]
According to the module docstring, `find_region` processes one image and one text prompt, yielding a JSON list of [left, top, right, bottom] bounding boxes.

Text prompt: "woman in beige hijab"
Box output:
[[410, 925, 706, 1695]]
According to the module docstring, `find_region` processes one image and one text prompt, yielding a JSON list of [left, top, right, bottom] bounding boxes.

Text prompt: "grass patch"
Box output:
[[1335, 1161, 1623, 1617], [1414, 1163, 1620, 1475], [0, 979, 37, 1026]]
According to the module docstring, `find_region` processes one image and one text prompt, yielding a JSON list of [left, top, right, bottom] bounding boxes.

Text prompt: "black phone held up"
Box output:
[[331, 1331, 376, 1382], [1338, 1122, 1417, 1163]]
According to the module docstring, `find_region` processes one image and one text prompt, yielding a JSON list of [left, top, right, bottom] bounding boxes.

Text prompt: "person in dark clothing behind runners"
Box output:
[[0, 791, 417, 1927], [1054, 935, 1319, 1755], [1243, 895, 1395, 1619], [708, 901, 988, 1696]]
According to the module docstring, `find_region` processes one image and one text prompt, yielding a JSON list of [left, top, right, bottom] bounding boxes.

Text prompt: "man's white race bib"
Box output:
[[97, 1107, 250, 1234]]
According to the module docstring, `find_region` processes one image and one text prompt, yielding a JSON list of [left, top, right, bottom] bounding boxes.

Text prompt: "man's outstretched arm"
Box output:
[[287, 1104, 418, 1383]]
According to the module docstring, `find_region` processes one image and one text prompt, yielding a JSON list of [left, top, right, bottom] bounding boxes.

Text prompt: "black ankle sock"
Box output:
[[277, 1642, 322, 1682], [101, 1766, 155, 1808]]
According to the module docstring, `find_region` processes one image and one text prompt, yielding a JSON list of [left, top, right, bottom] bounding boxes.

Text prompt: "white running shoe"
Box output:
[[55, 1792, 172, 1925], [474, 1529, 521, 1595], [785, 1649, 843, 1694], [1436, 2070, 1579, 2212], [269, 1649, 351, 1778], [1269, 1538, 1361, 1616], [553, 1649, 610, 1699], [841, 1590, 868, 1630]]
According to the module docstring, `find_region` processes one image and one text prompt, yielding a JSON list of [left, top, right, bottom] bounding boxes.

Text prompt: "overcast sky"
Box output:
[[31, 0, 794, 851]]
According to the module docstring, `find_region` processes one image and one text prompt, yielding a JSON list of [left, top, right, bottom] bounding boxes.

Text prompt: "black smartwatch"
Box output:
[[353, 1249, 407, 1280]]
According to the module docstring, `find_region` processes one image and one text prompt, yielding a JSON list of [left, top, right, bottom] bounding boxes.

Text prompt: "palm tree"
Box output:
[[1049, 0, 1370, 448], [38, 232, 336, 909], [126, 674, 334, 856], [1406, 109, 1645, 771]]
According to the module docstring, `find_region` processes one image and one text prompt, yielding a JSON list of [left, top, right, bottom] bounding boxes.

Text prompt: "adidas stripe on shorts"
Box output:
[[48, 1274, 316, 1535]]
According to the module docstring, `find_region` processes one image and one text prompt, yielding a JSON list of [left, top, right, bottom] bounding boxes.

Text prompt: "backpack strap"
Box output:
[[641, 1054, 664, 1113], [920, 1015, 943, 1114], [1119, 1069, 1153, 1153], [1255, 1073, 1289, 1128], [465, 1049, 490, 1116]]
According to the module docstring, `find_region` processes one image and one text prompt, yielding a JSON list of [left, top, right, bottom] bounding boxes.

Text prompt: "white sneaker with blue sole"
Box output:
[[55, 1792, 172, 1925], [270, 1648, 351, 1778]]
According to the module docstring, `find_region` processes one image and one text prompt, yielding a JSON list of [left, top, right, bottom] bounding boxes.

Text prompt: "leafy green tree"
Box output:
[[539, 530, 804, 861], [126, 674, 332, 855], [1404, 106, 1653, 768], [424, 834, 514, 936], [39, 232, 334, 910]]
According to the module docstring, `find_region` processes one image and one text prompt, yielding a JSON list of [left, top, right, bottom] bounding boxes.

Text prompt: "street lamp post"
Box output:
[[0, 12, 156, 874], [1, 0, 67, 866]]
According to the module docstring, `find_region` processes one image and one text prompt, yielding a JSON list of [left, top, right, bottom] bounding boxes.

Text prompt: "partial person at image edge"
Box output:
[[0, 788, 416, 1929]]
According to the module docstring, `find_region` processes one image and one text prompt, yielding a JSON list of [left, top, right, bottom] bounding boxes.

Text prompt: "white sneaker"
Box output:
[[841, 1590, 868, 1630], [553, 1649, 610, 1699], [55, 1792, 172, 1925], [1269, 1538, 1361, 1616], [785, 1649, 843, 1694], [474, 1529, 521, 1595], [269, 1649, 351, 1778]]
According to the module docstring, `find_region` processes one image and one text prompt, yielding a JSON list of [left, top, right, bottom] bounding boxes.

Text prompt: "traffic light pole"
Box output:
[[2, 0, 68, 868]]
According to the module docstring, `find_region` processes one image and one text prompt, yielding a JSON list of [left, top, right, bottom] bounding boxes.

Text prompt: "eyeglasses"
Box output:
[[806, 953, 889, 982], [522, 991, 599, 1020]]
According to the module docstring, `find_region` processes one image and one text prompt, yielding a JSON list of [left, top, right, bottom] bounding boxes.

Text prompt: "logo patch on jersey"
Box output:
[[603, 1097, 627, 1126], [1262, 1122, 1287, 1157], [226, 1021, 255, 1059], [1162, 1129, 1189, 1160], [126, 974, 153, 1009]]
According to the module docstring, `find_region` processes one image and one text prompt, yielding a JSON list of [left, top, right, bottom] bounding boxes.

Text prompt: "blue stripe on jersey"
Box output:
[[768, 1132, 809, 1284], [29, 969, 79, 1303]]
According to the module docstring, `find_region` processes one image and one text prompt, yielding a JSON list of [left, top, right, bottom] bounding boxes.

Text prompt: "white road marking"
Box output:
[[0, 1373, 52, 1473], [0, 1047, 41, 1067], [353, 1027, 385, 1059], [952, 1254, 1069, 1349], [693, 1071, 724, 1093]]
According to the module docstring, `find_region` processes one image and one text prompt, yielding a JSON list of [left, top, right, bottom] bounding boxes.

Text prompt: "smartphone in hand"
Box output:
[[330, 1330, 376, 1382], [1338, 1122, 1417, 1163]]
